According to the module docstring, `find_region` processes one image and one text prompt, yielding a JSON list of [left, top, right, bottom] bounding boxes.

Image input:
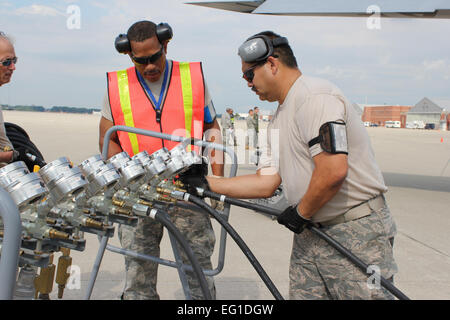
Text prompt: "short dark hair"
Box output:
[[127, 21, 157, 42], [253, 31, 298, 68], [254, 107, 259, 110], [249, 109, 253, 113]]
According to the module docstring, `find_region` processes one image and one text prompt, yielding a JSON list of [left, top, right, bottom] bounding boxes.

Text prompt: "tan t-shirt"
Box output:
[[258, 75, 387, 223]]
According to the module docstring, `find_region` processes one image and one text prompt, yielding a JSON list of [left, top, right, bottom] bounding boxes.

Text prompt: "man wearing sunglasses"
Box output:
[[0, 32, 17, 166], [99, 21, 223, 300], [183, 31, 398, 300]]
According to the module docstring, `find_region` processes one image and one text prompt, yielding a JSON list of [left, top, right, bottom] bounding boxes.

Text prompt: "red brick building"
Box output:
[[362, 105, 412, 127]]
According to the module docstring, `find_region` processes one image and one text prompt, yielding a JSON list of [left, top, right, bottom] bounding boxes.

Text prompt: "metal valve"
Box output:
[[0, 161, 29, 188], [5, 172, 48, 209], [84, 162, 121, 197]]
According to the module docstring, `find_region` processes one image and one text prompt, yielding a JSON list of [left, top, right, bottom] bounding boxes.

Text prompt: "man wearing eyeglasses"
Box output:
[[0, 32, 17, 166], [99, 21, 223, 300], [182, 31, 398, 300]]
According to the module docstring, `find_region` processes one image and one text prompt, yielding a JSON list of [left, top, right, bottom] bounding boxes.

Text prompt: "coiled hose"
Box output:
[[4, 122, 46, 170]]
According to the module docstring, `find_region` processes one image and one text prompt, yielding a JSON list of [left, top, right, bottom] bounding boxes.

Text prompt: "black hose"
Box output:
[[6, 133, 44, 158], [201, 189, 410, 301], [186, 194, 284, 300], [4, 122, 46, 171], [4, 122, 30, 139], [148, 208, 212, 300], [203, 190, 274, 214]]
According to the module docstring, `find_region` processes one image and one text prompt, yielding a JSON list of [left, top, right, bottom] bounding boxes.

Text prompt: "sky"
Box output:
[[0, 0, 449, 115]]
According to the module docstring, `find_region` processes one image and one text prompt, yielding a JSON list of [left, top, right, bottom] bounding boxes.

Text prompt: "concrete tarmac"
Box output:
[[3, 111, 450, 300]]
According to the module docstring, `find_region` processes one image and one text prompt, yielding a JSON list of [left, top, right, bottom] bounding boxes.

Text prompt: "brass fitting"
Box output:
[[158, 195, 177, 203], [84, 217, 103, 229], [112, 199, 125, 208], [46, 217, 57, 225], [173, 180, 185, 188], [49, 229, 70, 239], [114, 207, 133, 216], [55, 248, 72, 299], [156, 187, 172, 195], [34, 254, 56, 299], [137, 199, 153, 207]]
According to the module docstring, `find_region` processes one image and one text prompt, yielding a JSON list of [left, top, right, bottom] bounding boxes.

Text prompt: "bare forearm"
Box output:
[[204, 119, 224, 176], [0, 151, 13, 163], [207, 171, 281, 199]]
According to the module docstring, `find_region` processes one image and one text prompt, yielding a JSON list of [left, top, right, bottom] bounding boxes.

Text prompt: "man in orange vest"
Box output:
[[99, 21, 223, 300]]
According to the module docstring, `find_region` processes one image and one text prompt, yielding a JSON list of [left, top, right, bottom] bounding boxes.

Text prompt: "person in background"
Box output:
[[246, 109, 256, 150], [253, 106, 260, 148]]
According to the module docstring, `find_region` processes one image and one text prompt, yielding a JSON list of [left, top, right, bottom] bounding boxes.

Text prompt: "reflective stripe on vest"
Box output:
[[116, 70, 139, 156], [107, 62, 205, 157], [179, 62, 193, 152]]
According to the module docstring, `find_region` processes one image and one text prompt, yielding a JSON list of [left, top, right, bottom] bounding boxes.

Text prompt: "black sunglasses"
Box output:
[[131, 47, 163, 65], [0, 56, 17, 67], [242, 60, 266, 83]]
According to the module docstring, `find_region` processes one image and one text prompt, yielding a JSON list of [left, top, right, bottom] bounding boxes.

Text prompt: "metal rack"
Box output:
[[84, 125, 238, 300]]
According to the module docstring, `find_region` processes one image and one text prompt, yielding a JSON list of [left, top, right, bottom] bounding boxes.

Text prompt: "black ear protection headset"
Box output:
[[114, 22, 173, 54], [238, 34, 289, 63]]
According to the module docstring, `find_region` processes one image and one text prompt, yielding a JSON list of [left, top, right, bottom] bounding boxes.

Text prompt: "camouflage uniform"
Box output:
[[289, 197, 398, 300], [119, 205, 216, 300]]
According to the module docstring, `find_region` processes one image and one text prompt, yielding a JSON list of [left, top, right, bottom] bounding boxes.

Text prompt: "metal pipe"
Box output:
[[83, 235, 109, 300], [0, 187, 22, 300]]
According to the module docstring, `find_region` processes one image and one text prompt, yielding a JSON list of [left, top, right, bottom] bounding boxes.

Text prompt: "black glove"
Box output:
[[12, 147, 29, 162], [12, 147, 45, 171], [277, 206, 312, 234], [178, 174, 210, 196]]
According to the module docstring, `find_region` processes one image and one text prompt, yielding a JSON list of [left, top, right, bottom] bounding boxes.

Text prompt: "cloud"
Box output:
[[14, 4, 64, 17], [315, 65, 346, 78], [415, 59, 450, 81], [423, 59, 447, 71]]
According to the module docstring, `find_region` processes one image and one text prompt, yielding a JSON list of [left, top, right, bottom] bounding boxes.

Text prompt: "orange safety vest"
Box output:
[[107, 61, 205, 157]]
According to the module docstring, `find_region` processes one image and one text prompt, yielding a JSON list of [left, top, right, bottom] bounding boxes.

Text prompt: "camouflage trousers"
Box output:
[[118, 205, 216, 300], [289, 201, 398, 300]]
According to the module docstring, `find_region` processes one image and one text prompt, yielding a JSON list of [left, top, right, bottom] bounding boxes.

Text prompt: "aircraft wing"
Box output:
[[187, 0, 450, 18]]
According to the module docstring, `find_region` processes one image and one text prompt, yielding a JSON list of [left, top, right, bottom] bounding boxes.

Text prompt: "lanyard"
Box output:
[[137, 63, 169, 111]]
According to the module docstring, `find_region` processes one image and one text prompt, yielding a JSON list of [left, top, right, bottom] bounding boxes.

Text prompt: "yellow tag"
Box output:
[[33, 165, 40, 172]]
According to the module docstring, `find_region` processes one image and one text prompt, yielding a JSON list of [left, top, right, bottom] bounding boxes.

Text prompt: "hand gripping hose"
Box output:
[[184, 193, 284, 300], [145, 208, 212, 300], [200, 189, 410, 301]]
